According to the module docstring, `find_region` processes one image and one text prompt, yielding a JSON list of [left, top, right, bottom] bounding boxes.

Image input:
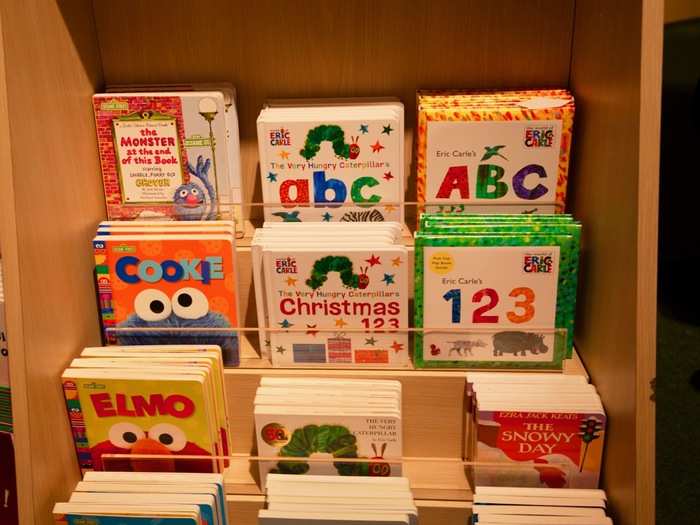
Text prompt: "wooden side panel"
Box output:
[[0, 1, 105, 523], [93, 0, 575, 217], [569, 1, 660, 524]]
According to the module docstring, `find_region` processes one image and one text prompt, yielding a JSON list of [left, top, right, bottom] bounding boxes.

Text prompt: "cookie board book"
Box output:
[[93, 91, 234, 221], [254, 378, 403, 485], [467, 373, 606, 490], [92, 224, 240, 366], [414, 214, 580, 369], [416, 89, 574, 215], [252, 223, 409, 367], [257, 99, 404, 223]]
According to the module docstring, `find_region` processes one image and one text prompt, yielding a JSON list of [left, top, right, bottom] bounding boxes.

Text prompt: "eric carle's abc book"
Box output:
[[257, 99, 404, 223], [416, 89, 574, 215], [93, 228, 240, 366], [414, 214, 580, 369], [254, 378, 403, 485], [93, 91, 232, 221]]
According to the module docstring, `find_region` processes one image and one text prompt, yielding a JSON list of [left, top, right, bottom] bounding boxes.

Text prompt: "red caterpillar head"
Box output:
[[349, 136, 360, 159], [357, 266, 370, 289], [369, 442, 391, 476]]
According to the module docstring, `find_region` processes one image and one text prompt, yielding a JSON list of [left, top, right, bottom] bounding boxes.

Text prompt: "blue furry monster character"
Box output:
[[173, 155, 217, 220], [115, 287, 239, 366]]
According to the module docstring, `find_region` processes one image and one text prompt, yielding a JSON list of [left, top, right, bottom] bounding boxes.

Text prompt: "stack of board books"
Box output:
[[53, 471, 227, 525], [0, 259, 9, 433], [254, 377, 402, 483], [415, 89, 575, 215], [414, 214, 580, 369], [252, 222, 409, 367], [0, 259, 16, 523], [62, 345, 231, 474], [93, 84, 242, 223], [93, 220, 240, 366], [466, 372, 606, 489], [259, 474, 416, 525], [472, 486, 612, 524], [257, 98, 405, 223]]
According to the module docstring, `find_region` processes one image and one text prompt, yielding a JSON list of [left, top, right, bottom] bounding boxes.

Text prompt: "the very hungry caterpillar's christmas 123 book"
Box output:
[[416, 89, 574, 215], [93, 228, 239, 366], [93, 91, 232, 221], [257, 100, 404, 223]]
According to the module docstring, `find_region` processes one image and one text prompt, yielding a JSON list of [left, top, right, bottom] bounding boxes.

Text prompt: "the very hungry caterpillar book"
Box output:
[[93, 91, 232, 221], [416, 89, 574, 215], [414, 214, 580, 369], [257, 100, 404, 223], [93, 231, 239, 365]]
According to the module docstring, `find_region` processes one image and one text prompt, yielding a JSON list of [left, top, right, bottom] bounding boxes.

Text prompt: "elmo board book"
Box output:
[[93, 233, 239, 366]]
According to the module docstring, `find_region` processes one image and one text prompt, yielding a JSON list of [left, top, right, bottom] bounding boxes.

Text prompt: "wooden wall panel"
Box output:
[[0, 1, 105, 523], [93, 0, 575, 215], [568, 1, 660, 524]]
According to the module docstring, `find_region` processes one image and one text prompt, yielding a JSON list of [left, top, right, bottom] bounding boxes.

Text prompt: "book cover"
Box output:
[[258, 115, 403, 222], [62, 373, 216, 473], [415, 90, 574, 215], [263, 248, 409, 367], [93, 92, 230, 221], [474, 410, 606, 489], [93, 236, 239, 365]]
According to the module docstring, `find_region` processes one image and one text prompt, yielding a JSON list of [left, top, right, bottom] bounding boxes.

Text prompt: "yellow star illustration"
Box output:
[[391, 257, 403, 267], [278, 150, 290, 159], [335, 318, 348, 328], [384, 204, 398, 213], [285, 276, 298, 286]]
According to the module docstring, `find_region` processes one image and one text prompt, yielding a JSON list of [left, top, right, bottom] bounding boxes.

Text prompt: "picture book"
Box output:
[[414, 214, 580, 368], [254, 378, 403, 484], [93, 91, 232, 221], [257, 101, 404, 222], [255, 231, 409, 367], [62, 367, 220, 474], [53, 502, 202, 525], [416, 89, 574, 215], [92, 230, 239, 366]]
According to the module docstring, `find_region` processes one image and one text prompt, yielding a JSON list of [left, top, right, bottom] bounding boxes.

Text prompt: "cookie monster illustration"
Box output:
[[173, 155, 217, 220], [115, 287, 239, 366]]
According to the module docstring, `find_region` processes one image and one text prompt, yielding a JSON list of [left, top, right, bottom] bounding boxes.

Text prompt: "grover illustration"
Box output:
[[115, 287, 238, 365], [173, 155, 217, 220]]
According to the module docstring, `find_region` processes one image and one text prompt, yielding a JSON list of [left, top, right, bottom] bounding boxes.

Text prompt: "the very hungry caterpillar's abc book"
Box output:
[[257, 100, 404, 223], [93, 232, 239, 365], [93, 92, 232, 221], [416, 89, 574, 216]]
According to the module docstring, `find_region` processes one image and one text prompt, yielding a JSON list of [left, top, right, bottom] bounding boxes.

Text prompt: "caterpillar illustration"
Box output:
[[305, 256, 369, 290], [299, 125, 354, 160], [340, 209, 385, 222]]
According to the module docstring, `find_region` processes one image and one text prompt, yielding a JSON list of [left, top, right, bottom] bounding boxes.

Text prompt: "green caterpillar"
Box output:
[[305, 256, 369, 290], [272, 424, 389, 477], [299, 125, 353, 160]]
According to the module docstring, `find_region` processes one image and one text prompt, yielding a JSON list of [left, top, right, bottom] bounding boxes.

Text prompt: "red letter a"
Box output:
[[280, 179, 310, 208], [435, 166, 469, 199]]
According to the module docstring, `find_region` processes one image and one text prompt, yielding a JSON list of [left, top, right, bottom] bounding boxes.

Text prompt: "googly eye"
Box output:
[[171, 287, 209, 319], [134, 289, 172, 321], [148, 423, 186, 452], [191, 188, 199, 196], [108, 422, 145, 449], [178, 189, 189, 198]]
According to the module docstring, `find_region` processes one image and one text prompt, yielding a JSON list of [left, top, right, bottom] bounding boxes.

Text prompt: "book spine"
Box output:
[[61, 379, 92, 471], [92, 239, 115, 344]]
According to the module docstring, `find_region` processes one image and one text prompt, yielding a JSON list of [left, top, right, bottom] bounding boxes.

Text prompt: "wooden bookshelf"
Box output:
[[0, 1, 661, 524]]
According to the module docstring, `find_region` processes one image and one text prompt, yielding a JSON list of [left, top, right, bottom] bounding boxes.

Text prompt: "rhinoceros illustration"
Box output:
[[492, 331, 548, 357]]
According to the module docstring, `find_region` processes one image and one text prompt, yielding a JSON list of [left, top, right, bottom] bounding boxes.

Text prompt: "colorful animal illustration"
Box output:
[[339, 209, 384, 222], [90, 421, 213, 472], [115, 287, 236, 359], [447, 339, 486, 356], [272, 211, 302, 222], [299, 125, 352, 160], [306, 256, 369, 290], [429, 344, 441, 356], [492, 331, 548, 356], [481, 145, 508, 161], [173, 155, 217, 220]]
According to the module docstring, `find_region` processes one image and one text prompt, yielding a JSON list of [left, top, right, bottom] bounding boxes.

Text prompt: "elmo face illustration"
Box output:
[[91, 421, 213, 473]]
